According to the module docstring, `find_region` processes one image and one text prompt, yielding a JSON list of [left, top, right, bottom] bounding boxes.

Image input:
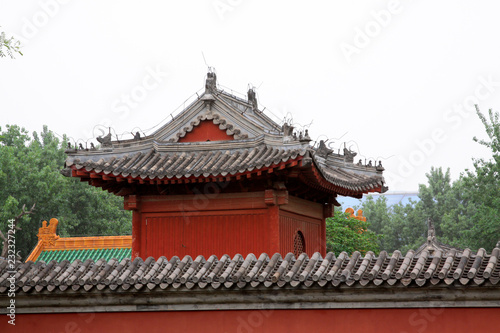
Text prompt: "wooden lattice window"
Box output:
[[293, 230, 305, 257]]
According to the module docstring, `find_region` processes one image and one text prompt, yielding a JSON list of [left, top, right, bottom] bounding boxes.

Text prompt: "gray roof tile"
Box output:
[[2, 248, 499, 294], [64, 87, 387, 196]]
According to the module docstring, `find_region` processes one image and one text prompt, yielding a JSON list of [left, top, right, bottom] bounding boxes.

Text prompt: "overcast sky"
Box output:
[[2, 1, 500, 193]]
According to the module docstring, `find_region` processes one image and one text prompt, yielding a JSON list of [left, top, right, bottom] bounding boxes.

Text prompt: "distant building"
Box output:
[[338, 191, 419, 208]]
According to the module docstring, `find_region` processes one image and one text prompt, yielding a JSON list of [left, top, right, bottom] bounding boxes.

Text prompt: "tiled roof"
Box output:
[[66, 144, 307, 180], [63, 75, 387, 198], [65, 144, 385, 197], [306, 154, 386, 195], [4, 248, 499, 294], [26, 218, 132, 263], [36, 248, 131, 263]]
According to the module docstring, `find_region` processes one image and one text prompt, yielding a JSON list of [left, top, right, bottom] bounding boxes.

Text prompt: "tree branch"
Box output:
[[0, 203, 35, 258]]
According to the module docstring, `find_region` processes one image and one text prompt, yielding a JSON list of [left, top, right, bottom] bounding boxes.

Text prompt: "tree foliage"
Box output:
[[0, 125, 131, 258], [461, 106, 500, 249], [0, 29, 22, 58], [326, 210, 380, 255], [360, 106, 500, 253]]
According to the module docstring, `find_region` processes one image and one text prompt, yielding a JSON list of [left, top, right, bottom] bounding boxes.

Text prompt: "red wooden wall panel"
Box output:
[[279, 210, 322, 256], [142, 210, 270, 259]]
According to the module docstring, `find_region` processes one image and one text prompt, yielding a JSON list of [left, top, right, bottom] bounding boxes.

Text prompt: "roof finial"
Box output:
[[427, 218, 435, 239], [205, 69, 217, 94], [247, 85, 258, 110], [282, 122, 294, 137], [426, 218, 437, 254]]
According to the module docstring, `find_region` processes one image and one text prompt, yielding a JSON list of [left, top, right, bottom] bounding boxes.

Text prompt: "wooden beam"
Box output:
[[102, 183, 115, 191], [116, 187, 134, 196], [90, 179, 106, 187]]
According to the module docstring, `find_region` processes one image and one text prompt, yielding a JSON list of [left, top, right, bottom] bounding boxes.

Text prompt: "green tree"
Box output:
[[0, 125, 131, 258], [359, 195, 391, 236], [460, 107, 500, 249], [348, 107, 500, 253], [360, 195, 424, 253], [0, 29, 22, 58], [326, 210, 381, 255]]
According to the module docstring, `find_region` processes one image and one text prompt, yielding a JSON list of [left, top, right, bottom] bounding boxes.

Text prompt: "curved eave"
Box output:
[[69, 156, 304, 191], [299, 159, 386, 198]]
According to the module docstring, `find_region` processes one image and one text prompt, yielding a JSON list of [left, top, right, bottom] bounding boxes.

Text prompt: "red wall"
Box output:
[[129, 192, 326, 259], [5, 308, 499, 333]]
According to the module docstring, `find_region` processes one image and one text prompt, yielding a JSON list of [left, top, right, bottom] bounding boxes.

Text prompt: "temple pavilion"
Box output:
[[62, 71, 387, 260]]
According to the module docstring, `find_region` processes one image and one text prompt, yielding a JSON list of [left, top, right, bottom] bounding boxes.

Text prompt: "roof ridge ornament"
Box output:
[[37, 218, 60, 247], [415, 217, 465, 256], [343, 143, 357, 163], [316, 140, 333, 158], [247, 86, 258, 110], [205, 71, 217, 94], [427, 218, 435, 240], [299, 129, 311, 143], [282, 123, 295, 143], [282, 123, 294, 136], [426, 218, 438, 255], [97, 131, 112, 149]]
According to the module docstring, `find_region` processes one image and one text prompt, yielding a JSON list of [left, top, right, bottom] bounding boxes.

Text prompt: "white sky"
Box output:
[[1, 1, 500, 192]]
